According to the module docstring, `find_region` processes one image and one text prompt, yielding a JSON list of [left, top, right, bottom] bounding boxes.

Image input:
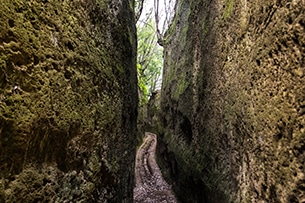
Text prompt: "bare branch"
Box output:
[[153, 0, 177, 46], [135, 0, 145, 22]]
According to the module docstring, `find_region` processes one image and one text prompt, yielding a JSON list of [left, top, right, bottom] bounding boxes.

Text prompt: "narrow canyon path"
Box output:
[[133, 132, 178, 203]]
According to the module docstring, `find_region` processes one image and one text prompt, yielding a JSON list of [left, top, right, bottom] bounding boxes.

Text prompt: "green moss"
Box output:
[[201, 19, 208, 37], [0, 0, 138, 201], [127, 26, 134, 48], [1, 0, 132, 193], [0, 57, 6, 68], [0, 179, 4, 202], [3, 166, 58, 203], [173, 72, 189, 100], [223, 0, 234, 19], [162, 129, 227, 194]]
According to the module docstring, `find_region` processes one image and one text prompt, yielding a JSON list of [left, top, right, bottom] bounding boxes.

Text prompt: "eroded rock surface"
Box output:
[[0, 0, 137, 202], [134, 132, 177, 203], [159, 0, 305, 202]]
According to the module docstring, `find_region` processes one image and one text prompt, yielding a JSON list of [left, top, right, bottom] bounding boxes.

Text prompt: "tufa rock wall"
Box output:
[[159, 0, 305, 202], [0, 0, 138, 202]]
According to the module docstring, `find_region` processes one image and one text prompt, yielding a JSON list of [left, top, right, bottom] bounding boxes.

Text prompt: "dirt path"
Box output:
[[133, 132, 177, 203]]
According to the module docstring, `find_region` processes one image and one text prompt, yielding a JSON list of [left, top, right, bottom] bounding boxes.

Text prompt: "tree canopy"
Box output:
[[136, 10, 163, 105]]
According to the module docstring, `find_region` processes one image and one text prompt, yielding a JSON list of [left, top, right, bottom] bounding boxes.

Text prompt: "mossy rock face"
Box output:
[[160, 0, 305, 202], [0, 0, 138, 202]]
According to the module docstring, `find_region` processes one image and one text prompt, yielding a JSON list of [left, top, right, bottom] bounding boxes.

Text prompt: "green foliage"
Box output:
[[137, 63, 148, 104], [137, 17, 163, 105]]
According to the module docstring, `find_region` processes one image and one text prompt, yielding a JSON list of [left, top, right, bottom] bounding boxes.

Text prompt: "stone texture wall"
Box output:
[[0, 0, 138, 202], [159, 0, 305, 202]]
